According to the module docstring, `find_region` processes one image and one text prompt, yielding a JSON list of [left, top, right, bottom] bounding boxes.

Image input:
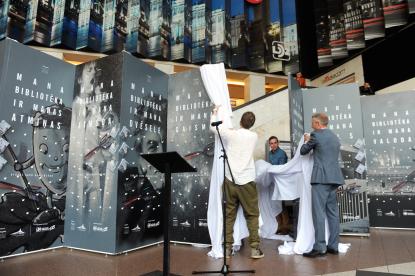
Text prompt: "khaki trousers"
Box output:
[[224, 178, 260, 249]]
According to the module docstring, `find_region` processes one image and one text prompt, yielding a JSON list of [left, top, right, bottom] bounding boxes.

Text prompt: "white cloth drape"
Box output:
[[200, 63, 249, 258], [257, 138, 350, 255], [255, 138, 314, 251]]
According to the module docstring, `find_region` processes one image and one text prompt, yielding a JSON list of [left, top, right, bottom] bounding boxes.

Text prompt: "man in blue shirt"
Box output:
[[268, 136, 288, 166], [268, 136, 290, 235]]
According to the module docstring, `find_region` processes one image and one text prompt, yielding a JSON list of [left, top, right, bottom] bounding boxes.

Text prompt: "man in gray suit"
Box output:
[[300, 113, 344, 257]]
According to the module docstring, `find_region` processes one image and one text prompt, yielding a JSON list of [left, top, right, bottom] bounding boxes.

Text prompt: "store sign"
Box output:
[[272, 41, 290, 61], [311, 55, 364, 87]]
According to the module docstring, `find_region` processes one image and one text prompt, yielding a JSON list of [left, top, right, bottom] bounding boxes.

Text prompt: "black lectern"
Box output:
[[140, 152, 197, 276]]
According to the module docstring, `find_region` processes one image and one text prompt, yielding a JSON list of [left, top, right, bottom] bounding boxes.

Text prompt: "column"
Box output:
[[244, 75, 265, 101]]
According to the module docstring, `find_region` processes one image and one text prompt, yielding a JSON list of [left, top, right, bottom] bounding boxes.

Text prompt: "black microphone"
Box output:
[[211, 121, 223, 127]]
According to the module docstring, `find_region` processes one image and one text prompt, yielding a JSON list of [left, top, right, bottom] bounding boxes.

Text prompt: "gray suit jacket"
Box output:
[[300, 129, 344, 185]]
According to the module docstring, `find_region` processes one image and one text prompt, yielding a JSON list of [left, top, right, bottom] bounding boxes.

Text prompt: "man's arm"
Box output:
[[300, 133, 317, 155]]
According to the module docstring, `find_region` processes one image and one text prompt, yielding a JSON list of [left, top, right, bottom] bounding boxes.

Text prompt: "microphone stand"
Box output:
[[192, 123, 255, 275]]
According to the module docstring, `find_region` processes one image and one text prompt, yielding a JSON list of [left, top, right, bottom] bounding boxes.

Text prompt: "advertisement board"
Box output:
[[206, 0, 226, 64], [170, 0, 185, 60], [64, 53, 168, 253], [327, 0, 348, 59], [245, 0, 265, 70], [0, 38, 75, 257], [382, 0, 408, 28], [361, 0, 385, 40], [225, 0, 247, 68], [190, 0, 206, 63], [34, 0, 66, 46], [167, 69, 213, 244], [62, 0, 92, 49], [314, 0, 333, 67], [0, 0, 9, 39], [264, 0, 282, 73], [88, 0, 116, 52], [361, 91, 414, 228], [343, 0, 365, 50], [282, 0, 299, 74], [303, 84, 369, 234], [7, 0, 39, 43]]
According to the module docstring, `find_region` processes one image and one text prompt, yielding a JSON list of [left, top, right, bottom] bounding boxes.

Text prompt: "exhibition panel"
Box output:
[[0, 38, 75, 257], [167, 69, 214, 244], [116, 53, 168, 251], [64, 52, 168, 254], [64, 53, 124, 253], [361, 91, 415, 228], [298, 82, 370, 234]]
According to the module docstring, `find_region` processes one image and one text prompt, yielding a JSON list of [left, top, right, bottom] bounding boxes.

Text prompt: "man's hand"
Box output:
[[304, 133, 310, 142], [212, 105, 221, 115]]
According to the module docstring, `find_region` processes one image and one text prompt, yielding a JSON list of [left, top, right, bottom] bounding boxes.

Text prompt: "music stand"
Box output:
[[140, 152, 197, 276], [192, 124, 255, 275]]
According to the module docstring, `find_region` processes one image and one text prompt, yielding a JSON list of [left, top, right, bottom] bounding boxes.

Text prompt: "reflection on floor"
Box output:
[[0, 229, 414, 276]]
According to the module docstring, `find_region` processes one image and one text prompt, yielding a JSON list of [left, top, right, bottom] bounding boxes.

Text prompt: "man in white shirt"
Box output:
[[211, 107, 264, 259]]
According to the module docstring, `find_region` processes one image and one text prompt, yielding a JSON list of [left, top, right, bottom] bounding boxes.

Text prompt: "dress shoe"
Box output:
[[327, 247, 339, 255], [303, 249, 327, 258], [251, 247, 264, 259]]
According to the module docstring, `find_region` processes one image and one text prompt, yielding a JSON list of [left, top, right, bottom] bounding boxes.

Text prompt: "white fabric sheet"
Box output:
[[200, 63, 249, 258], [257, 138, 350, 255], [255, 138, 314, 253]]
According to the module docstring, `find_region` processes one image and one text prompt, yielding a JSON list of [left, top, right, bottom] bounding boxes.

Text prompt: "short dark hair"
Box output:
[[240, 111, 255, 129], [268, 136, 278, 143]]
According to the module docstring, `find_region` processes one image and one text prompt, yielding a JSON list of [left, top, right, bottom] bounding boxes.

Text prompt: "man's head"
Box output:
[[240, 111, 255, 129], [296, 72, 303, 78], [311, 112, 329, 130], [268, 136, 279, 151]]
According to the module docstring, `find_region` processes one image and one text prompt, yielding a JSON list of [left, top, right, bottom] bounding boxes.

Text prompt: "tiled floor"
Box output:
[[0, 229, 414, 276]]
